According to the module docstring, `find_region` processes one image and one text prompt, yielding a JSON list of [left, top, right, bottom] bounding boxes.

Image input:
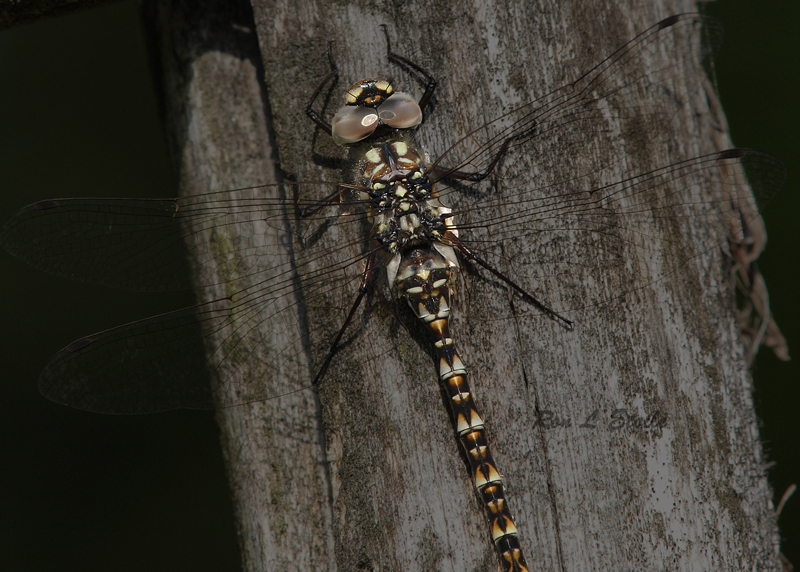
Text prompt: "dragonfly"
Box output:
[[0, 12, 783, 571]]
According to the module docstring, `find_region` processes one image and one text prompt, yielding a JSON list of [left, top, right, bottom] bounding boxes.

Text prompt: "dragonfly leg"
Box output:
[[430, 121, 539, 182], [311, 251, 377, 386], [306, 42, 339, 135], [299, 186, 349, 218], [380, 24, 437, 113], [450, 236, 573, 329]]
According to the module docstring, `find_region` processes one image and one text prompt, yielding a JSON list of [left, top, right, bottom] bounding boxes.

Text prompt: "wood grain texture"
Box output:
[[147, 0, 780, 570]]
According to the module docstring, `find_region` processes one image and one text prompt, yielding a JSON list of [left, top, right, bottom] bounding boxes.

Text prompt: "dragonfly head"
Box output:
[[332, 80, 422, 145], [344, 78, 394, 107]]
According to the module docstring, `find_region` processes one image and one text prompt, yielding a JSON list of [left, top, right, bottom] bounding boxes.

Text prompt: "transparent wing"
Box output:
[[1, 14, 785, 414], [431, 14, 721, 190], [419, 13, 783, 320], [0, 184, 369, 292], [1, 182, 379, 413], [442, 149, 783, 319]]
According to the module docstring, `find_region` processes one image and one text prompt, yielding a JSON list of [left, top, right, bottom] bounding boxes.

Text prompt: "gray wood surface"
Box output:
[[147, 0, 780, 570]]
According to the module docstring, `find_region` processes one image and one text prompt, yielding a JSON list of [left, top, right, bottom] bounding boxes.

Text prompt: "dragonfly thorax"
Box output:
[[356, 137, 460, 288], [361, 140, 451, 256]]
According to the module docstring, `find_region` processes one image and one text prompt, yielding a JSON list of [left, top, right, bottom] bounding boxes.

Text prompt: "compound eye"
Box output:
[[331, 105, 380, 144], [376, 92, 422, 129]]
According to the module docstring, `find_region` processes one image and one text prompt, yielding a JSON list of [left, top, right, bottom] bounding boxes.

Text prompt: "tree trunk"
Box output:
[[147, 0, 780, 570]]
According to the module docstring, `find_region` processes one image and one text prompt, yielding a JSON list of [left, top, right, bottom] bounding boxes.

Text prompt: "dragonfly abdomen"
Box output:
[[396, 247, 530, 572]]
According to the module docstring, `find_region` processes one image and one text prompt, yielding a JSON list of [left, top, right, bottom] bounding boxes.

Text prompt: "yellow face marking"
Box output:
[[416, 269, 430, 281], [432, 278, 447, 289], [406, 286, 424, 295]]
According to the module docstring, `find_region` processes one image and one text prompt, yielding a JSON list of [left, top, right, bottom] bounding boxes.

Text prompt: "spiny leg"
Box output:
[[449, 235, 573, 329], [306, 41, 339, 135], [298, 186, 344, 218], [428, 118, 539, 182], [299, 183, 369, 218], [311, 251, 377, 386], [379, 24, 437, 113], [428, 134, 517, 182]]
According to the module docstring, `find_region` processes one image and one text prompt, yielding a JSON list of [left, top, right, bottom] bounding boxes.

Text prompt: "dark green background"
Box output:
[[0, 2, 796, 570], [704, 1, 800, 566]]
